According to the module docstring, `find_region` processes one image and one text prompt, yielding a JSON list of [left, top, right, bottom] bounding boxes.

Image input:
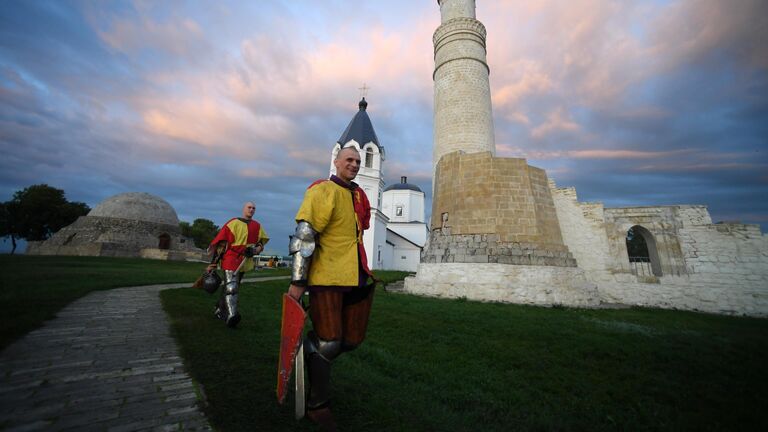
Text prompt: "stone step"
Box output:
[[384, 280, 405, 292]]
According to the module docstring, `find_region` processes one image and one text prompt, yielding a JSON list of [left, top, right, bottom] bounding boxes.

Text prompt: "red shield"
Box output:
[[276, 293, 306, 404]]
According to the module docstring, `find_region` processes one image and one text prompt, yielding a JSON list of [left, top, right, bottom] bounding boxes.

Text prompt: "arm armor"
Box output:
[[289, 221, 317, 286]]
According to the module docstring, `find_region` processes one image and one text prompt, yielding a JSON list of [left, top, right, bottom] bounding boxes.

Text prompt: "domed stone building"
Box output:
[[26, 192, 205, 261]]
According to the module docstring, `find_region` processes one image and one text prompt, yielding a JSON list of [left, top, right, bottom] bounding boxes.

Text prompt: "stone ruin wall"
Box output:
[[551, 183, 768, 316]]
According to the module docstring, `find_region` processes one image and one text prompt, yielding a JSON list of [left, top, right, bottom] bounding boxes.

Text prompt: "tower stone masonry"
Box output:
[[433, 0, 495, 171]]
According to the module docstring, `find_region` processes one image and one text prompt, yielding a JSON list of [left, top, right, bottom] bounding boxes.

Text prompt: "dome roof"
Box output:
[[88, 192, 180, 226], [384, 176, 423, 193]]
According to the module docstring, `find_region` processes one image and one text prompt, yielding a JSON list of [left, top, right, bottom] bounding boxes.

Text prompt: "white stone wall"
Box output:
[[404, 263, 600, 306], [551, 182, 768, 316], [551, 185, 613, 271], [676, 205, 713, 226]]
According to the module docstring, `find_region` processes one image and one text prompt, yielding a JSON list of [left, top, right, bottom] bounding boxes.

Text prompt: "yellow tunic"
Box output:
[[295, 180, 360, 287]]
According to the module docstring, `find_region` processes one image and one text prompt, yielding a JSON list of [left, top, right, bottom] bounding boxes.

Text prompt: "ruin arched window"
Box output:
[[158, 233, 171, 250], [365, 148, 374, 168], [626, 226, 662, 277]]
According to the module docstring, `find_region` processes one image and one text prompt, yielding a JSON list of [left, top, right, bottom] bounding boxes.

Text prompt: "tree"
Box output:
[[0, 184, 90, 254], [0, 202, 13, 253], [180, 218, 219, 249]]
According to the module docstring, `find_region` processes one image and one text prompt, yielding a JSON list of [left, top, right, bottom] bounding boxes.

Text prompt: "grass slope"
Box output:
[[161, 276, 768, 432]]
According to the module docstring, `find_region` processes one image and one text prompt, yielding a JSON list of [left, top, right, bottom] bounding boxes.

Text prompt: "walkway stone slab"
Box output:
[[0, 284, 211, 431], [0, 275, 290, 431]]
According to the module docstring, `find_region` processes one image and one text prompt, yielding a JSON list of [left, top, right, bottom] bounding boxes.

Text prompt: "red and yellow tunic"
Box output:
[[295, 175, 372, 288], [210, 218, 269, 272]]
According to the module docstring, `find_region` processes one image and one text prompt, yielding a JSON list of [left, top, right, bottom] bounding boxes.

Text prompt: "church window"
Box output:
[[365, 148, 374, 168], [396, 206, 403, 216]]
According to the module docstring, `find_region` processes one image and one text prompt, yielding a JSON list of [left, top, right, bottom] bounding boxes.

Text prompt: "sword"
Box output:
[[295, 340, 305, 419]]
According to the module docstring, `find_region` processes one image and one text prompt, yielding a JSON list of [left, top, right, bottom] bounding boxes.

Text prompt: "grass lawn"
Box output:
[[0, 254, 288, 350], [162, 276, 768, 432]]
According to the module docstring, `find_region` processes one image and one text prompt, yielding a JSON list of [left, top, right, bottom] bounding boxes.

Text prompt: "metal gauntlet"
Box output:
[[289, 221, 317, 286]]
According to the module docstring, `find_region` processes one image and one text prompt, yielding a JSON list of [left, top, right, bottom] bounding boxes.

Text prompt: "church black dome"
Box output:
[[384, 176, 423, 193], [337, 98, 380, 148]]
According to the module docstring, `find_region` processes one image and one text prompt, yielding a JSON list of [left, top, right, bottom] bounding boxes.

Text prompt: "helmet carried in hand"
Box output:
[[202, 270, 222, 294]]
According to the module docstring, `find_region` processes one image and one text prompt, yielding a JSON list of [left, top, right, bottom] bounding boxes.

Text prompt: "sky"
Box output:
[[1, 0, 766, 255]]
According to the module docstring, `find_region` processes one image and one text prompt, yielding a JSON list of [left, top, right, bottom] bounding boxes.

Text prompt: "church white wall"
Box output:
[[363, 210, 389, 270], [382, 190, 425, 223], [390, 247, 421, 272], [385, 231, 422, 272], [382, 242, 395, 270], [388, 223, 427, 247]]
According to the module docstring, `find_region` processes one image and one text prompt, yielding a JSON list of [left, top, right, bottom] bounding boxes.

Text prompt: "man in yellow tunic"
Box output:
[[287, 146, 375, 430]]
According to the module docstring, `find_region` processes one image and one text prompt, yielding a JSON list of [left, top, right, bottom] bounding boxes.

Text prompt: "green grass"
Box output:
[[162, 276, 768, 432], [0, 254, 288, 350], [2, 255, 766, 431]]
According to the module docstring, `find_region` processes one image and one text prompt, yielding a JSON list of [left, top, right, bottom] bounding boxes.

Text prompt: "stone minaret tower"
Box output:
[[433, 0, 495, 171], [405, 0, 595, 308]]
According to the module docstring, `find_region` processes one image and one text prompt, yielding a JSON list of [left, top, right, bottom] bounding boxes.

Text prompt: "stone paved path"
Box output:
[[0, 276, 289, 432]]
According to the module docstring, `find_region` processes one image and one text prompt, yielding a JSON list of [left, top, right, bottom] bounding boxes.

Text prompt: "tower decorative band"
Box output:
[[433, 0, 495, 171]]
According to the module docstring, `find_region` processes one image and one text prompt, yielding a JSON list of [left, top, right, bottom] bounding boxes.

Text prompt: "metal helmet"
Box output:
[[203, 270, 222, 294]]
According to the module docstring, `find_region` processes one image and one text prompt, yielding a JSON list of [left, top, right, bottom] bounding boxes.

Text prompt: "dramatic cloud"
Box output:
[[1, 0, 766, 255]]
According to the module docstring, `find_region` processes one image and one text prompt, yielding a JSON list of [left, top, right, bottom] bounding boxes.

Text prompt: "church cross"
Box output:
[[358, 83, 370, 99]]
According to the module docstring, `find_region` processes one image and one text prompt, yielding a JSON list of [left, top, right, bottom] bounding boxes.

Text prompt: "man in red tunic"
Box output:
[[287, 146, 375, 430], [209, 201, 269, 328]]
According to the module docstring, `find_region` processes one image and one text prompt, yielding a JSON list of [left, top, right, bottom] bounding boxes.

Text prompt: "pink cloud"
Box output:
[[139, 94, 292, 157], [224, 17, 434, 117], [97, 14, 208, 59], [530, 107, 581, 139]]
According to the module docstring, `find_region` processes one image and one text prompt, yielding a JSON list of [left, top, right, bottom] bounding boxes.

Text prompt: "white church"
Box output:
[[328, 97, 428, 272]]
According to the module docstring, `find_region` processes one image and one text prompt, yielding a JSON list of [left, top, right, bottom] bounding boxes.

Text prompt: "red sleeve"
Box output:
[[209, 218, 236, 250], [354, 188, 371, 231]]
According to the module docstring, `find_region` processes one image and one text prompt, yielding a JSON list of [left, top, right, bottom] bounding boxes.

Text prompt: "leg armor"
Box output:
[[223, 270, 241, 327], [304, 331, 341, 409]]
